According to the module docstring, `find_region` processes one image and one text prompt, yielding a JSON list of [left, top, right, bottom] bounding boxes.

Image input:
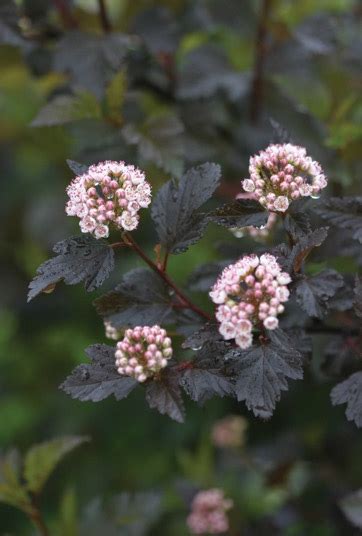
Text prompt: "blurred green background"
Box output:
[[0, 0, 361, 534]]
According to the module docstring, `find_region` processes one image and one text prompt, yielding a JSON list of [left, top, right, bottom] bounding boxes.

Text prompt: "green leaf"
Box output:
[[105, 70, 127, 122], [24, 436, 89, 494], [0, 449, 31, 513]]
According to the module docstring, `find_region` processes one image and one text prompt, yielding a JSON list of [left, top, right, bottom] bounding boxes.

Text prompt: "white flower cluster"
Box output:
[[242, 143, 327, 212], [66, 161, 151, 239], [210, 254, 291, 349], [115, 325, 173, 383]]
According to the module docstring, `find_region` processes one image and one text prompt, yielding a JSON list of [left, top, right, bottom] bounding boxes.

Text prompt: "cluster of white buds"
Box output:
[[242, 143, 327, 212], [210, 254, 291, 349], [187, 489, 233, 535], [230, 212, 277, 241], [66, 161, 151, 238], [115, 325, 173, 383], [104, 321, 122, 341]]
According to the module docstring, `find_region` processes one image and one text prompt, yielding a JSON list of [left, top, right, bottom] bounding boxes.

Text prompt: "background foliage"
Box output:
[[0, 0, 361, 533]]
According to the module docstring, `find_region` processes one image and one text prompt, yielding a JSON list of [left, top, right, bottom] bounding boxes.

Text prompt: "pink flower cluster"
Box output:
[[211, 415, 248, 449], [66, 161, 151, 239], [187, 489, 233, 535], [115, 325, 172, 383], [210, 254, 291, 349], [231, 212, 277, 241], [242, 143, 327, 212]]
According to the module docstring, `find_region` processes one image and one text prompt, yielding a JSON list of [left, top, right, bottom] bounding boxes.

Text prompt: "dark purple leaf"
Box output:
[[208, 199, 268, 229], [315, 197, 362, 244], [60, 344, 137, 402], [331, 371, 362, 428], [228, 329, 304, 419], [151, 163, 221, 253], [28, 236, 115, 301], [295, 269, 344, 318], [145, 370, 185, 423]]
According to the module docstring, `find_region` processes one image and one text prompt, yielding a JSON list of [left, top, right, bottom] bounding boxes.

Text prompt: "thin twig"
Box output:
[[121, 234, 211, 321], [250, 0, 273, 123], [97, 0, 112, 33]]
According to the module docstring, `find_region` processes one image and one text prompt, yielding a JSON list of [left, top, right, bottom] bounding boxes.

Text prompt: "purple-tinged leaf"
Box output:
[[209, 199, 268, 230], [151, 163, 221, 254], [295, 269, 344, 318], [331, 371, 362, 428], [228, 329, 304, 419], [94, 268, 176, 328], [60, 344, 137, 402], [28, 236, 115, 301], [145, 370, 185, 423], [315, 197, 362, 244], [179, 341, 234, 404]]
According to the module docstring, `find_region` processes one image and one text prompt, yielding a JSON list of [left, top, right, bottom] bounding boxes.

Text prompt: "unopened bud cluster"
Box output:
[[66, 161, 151, 239], [115, 325, 172, 383], [242, 143, 327, 212], [210, 254, 291, 349], [231, 212, 277, 241], [187, 489, 233, 535]]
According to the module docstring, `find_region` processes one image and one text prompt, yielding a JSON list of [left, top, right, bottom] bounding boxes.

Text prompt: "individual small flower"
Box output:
[[115, 325, 172, 383], [230, 212, 277, 241], [211, 415, 248, 449], [104, 320, 122, 341], [241, 143, 327, 212], [66, 161, 152, 239], [187, 489, 233, 535], [210, 254, 291, 350]]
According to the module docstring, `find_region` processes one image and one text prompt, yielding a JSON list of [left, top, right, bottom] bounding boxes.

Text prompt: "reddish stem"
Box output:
[[121, 234, 211, 322]]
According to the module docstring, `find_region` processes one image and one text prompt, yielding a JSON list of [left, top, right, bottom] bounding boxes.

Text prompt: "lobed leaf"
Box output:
[[208, 199, 268, 229], [182, 323, 222, 351], [285, 227, 329, 273], [315, 197, 362, 244], [228, 329, 304, 419], [145, 370, 185, 423], [179, 342, 234, 404], [283, 210, 312, 240], [331, 371, 362, 428], [24, 436, 89, 494], [54, 31, 132, 98], [60, 344, 138, 402], [151, 163, 221, 254], [28, 236, 115, 301], [177, 44, 250, 101], [94, 268, 176, 328], [295, 269, 344, 318], [122, 112, 185, 177], [187, 261, 230, 292]]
